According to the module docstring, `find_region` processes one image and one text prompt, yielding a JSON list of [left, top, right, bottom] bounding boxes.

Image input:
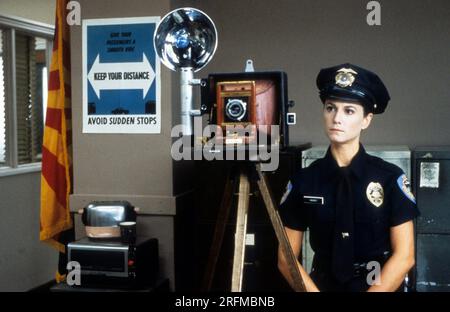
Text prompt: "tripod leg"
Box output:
[[231, 168, 250, 292], [255, 164, 306, 292], [201, 168, 234, 291]]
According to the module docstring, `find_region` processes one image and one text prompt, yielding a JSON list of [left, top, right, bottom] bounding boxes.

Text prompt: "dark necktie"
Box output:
[[332, 167, 355, 283]]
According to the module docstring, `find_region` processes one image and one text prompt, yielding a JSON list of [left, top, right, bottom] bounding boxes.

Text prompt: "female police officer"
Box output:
[[277, 63, 420, 292]]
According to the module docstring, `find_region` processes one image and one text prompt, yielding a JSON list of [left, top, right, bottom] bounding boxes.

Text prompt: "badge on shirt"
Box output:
[[366, 182, 384, 207], [280, 181, 293, 205], [397, 174, 416, 204]]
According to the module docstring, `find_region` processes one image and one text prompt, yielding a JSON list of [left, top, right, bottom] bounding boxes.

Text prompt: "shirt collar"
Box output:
[[322, 143, 367, 181]]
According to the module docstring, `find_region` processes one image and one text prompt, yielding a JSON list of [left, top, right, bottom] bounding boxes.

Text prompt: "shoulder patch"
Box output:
[[397, 174, 416, 204], [280, 181, 293, 205]]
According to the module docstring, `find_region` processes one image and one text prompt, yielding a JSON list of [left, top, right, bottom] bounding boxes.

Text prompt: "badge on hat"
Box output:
[[335, 68, 358, 88], [366, 182, 384, 207], [280, 181, 293, 205], [397, 174, 416, 204]]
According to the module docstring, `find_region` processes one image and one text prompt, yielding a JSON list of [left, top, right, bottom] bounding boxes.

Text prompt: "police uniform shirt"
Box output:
[[279, 144, 420, 263]]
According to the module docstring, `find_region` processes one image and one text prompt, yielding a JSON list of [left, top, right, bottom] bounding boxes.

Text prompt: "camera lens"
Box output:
[[225, 99, 247, 121]]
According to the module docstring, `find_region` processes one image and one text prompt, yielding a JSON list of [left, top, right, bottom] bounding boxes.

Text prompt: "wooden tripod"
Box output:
[[201, 162, 306, 292]]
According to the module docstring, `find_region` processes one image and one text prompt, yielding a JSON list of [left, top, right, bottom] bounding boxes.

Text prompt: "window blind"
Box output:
[[0, 29, 5, 165], [15, 33, 43, 164]]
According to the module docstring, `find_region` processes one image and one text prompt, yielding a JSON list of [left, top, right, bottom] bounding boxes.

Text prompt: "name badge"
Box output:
[[303, 195, 324, 205]]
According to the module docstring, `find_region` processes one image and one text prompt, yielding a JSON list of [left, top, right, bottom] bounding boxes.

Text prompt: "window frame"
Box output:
[[0, 14, 54, 177]]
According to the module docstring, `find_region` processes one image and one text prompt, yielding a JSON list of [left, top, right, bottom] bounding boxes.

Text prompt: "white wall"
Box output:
[[0, 172, 58, 291], [0, 0, 55, 25]]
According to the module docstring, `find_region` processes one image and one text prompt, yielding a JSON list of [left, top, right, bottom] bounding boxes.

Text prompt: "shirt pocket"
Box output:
[[305, 195, 334, 228]]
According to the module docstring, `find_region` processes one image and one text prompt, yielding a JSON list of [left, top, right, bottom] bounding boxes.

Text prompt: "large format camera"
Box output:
[[201, 71, 291, 148]]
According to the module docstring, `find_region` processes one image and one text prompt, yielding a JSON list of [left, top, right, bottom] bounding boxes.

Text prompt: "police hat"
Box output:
[[316, 63, 390, 114]]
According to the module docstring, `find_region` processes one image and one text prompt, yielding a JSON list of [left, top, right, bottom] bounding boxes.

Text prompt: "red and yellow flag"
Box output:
[[40, 0, 73, 280]]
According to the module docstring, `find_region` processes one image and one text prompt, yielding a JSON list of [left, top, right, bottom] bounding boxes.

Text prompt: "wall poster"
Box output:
[[82, 17, 161, 133]]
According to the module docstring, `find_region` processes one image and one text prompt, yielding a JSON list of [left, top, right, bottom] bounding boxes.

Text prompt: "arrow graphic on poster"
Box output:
[[87, 53, 155, 99]]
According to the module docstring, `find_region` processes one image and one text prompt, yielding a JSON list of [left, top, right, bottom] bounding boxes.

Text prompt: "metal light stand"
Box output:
[[154, 7, 217, 136], [180, 68, 204, 135]]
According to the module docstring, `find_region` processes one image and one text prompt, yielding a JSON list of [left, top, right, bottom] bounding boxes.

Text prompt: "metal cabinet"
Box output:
[[413, 147, 450, 292]]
